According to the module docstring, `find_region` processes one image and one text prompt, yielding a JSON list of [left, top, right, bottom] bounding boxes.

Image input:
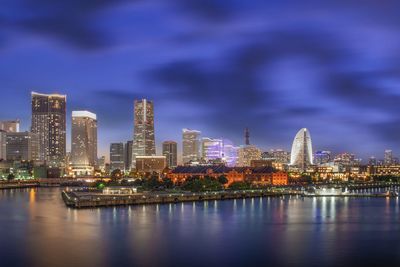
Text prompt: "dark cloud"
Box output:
[[0, 0, 129, 49]]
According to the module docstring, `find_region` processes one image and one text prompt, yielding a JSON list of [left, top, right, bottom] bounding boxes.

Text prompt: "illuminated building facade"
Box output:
[[201, 137, 223, 162], [182, 128, 201, 164], [124, 140, 133, 171], [162, 141, 178, 168], [290, 128, 313, 169], [0, 131, 6, 160], [314, 151, 332, 165], [71, 111, 97, 176], [0, 120, 20, 133], [31, 92, 66, 166], [222, 140, 239, 167], [132, 99, 156, 169], [237, 145, 261, 167], [384, 149, 393, 165], [262, 149, 290, 164]]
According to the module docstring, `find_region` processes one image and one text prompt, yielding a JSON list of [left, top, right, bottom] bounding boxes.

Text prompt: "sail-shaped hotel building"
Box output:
[[290, 128, 313, 170]]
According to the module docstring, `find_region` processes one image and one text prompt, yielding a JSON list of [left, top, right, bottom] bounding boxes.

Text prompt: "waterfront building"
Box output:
[[132, 99, 156, 169], [384, 150, 393, 165], [124, 140, 133, 171], [31, 92, 66, 166], [182, 128, 201, 164], [110, 143, 125, 171], [70, 111, 97, 176], [97, 156, 106, 172], [167, 165, 288, 186], [314, 151, 332, 165], [162, 141, 178, 168], [0, 120, 20, 133], [6, 132, 39, 162], [135, 156, 166, 173], [290, 128, 313, 170], [334, 153, 360, 168]]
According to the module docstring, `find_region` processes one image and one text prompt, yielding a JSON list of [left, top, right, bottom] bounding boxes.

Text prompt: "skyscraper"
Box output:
[[110, 143, 125, 171], [162, 141, 178, 168], [222, 140, 239, 167], [314, 151, 332, 165], [71, 111, 97, 175], [290, 128, 313, 169], [124, 140, 133, 171], [0, 130, 6, 160], [132, 99, 156, 169], [182, 128, 201, 164], [0, 120, 20, 133], [237, 145, 261, 167], [31, 92, 66, 166]]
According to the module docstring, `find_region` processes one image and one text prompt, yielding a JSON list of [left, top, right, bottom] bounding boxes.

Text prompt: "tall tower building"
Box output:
[[71, 111, 97, 175], [202, 137, 224, 162], [162, 141, 178, 168], [290, 128, 313, 170], [132, 99, 156, 169], [182, 129, 201, 164], [31, 92, 66, 166], [245, 128, 250, 146]]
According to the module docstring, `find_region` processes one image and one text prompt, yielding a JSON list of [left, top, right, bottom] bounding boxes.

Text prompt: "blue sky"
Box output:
[[1, 0, 400, 161]]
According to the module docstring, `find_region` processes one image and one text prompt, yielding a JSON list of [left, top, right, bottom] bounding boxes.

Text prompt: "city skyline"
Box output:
[[1, 91, 400, 163]]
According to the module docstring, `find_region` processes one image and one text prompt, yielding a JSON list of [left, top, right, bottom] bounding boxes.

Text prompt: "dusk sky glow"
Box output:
[[1, 0, 400, 160]]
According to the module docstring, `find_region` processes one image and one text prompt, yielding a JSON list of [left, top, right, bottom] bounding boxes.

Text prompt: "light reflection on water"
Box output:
[[1, 188, 400, 267]]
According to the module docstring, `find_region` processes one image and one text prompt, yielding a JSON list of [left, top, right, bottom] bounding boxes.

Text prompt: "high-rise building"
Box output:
[[31, 92, 66, 166], [6, 132, 39, 162], [222, 140, 239, 167], [314, 151, 332, 165], [97, 156, 106, 172], [162, 141, 178, 168], [132, 99, 156, 169], [70, 111, 97, 176], [182, 129, 201, 164], [0, 130, 6, 160], [290, 128, 313, 169], [202, 137, 224, 162], [0, 120, 20, 133], [237, 145, 262, 167], [110, 143, 125, 171], [124, 140, 133, 171], [384, 150, 393, 165]]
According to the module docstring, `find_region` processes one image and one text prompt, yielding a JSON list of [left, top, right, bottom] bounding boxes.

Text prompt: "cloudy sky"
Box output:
[[1, 0, 400, 161]]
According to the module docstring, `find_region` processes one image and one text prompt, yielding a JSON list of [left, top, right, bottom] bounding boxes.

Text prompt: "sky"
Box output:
[[1, 0, 400, 161]]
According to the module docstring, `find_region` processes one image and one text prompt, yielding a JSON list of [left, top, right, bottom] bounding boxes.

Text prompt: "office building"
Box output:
[[182, 128, 201, 164], [132, 99, 156, 169], [70, 111, 97, 176], [31, 92, 66, 166], [124, 140, 133, 171], [6, 132, 39, 162], [222, 140, 239, 167], [237, 145, 262, 167], [162, 141, 178, 168], [202, 137, 224, 162], [0, 120, 20, 133], [290, 128, 313, 169], [0, 130, 6, 160], [314, 151, 332, 165], [262, 149, 291, 164], [110, 143, 125, 171]]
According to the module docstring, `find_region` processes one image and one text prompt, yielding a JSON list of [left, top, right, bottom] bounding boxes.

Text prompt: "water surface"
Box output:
[[1, 188, 400, 267]]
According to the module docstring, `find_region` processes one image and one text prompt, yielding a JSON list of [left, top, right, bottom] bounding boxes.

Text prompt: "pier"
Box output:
[[61, 190, 298, 209]]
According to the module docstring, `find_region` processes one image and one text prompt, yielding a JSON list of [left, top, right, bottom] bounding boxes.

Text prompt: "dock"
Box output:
[[61, 190, 298, 209]]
